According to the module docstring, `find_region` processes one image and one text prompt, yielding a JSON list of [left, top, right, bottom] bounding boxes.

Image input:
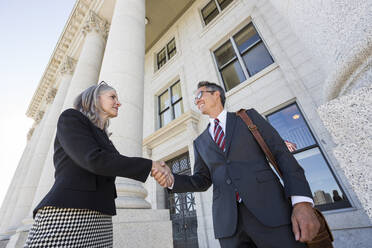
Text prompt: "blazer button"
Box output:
[[226, 179, 231, 185]]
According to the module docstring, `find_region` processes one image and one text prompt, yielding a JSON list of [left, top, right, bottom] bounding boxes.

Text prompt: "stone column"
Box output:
[[30, 56, 76, 212], [62, 10, 108, 110], [0, 140, 31, 240], [3, 109, 49, 238], [98, 1, 172, 247], [267, 0, 372, 218], [98, 0, 150, 209]]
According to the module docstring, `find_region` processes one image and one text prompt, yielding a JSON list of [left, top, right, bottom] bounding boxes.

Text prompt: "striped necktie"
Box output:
[[214, 119, 226, 152]]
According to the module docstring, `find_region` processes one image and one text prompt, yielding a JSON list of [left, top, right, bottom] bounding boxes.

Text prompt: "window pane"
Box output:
[[294, 148, 351, 210], [218, 0, 234, 10], [174, 100, 184, 119], [202, 0, 219, 25], [167, 39, 177, 59], [221, 60, 246, 91], [157, 48, 167, 69], [171, 82, 182, 103], [267, 104, 316, 150], [242, 42, 273, 76], [234, 23, 261, 53], [159, 90, 170, 112], [160, 109, 172, 127], [214, 41, 236, 68]]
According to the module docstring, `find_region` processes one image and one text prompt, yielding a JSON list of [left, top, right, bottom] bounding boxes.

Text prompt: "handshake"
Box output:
[[151, 161, 174, 188]]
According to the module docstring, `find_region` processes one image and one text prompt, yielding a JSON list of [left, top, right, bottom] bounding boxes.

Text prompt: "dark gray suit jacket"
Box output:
[[171, 109, 312, 239]]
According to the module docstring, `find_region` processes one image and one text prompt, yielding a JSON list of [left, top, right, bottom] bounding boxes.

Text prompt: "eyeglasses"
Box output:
[[194, 90, 215, 103]]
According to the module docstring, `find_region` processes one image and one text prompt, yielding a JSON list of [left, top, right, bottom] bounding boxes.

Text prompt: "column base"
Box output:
[[0, 234, 11, 248], [113, 209, 173, 248]]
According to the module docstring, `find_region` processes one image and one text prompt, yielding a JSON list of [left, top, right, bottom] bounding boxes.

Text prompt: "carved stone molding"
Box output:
[[27, 127, 35, 141], [35, 111, 45, 124], [82, 10, 109, 41], [46, 87, 57, 104], [58, 56, 77, 75]]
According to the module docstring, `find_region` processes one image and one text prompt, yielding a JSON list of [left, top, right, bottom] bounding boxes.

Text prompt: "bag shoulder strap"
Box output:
[[236, 109, 283, 179]]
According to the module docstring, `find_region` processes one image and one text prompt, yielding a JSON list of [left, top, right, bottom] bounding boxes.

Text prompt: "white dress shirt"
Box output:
[[210, 110, 314, 206]]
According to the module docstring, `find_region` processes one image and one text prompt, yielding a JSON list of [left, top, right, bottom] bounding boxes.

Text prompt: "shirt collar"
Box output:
[[209, 109, 227, 128]]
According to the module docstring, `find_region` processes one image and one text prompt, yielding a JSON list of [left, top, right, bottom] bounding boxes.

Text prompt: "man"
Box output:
[[153, 81, 320, 247]]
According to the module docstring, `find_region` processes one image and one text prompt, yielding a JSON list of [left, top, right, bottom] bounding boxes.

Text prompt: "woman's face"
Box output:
[[99, 90, 121, 118]]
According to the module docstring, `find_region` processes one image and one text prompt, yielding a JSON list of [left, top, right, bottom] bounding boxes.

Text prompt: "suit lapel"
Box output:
[[200, 124, 225, 156], [224, 112, 237, 156]]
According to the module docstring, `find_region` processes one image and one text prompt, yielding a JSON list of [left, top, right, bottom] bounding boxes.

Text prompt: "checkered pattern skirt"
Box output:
[[24, 206, 113, 248]]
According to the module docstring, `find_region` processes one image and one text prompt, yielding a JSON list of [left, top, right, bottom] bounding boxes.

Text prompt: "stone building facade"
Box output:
[[0, 0, 371, 247]]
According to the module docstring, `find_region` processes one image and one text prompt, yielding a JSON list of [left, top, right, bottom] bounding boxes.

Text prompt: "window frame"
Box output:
[[265, 103, 352, 211], [156, 38, 177, 70], [213, 22, 274, 91], [201, 0, 234, 26], [158, 80, 183, 128]]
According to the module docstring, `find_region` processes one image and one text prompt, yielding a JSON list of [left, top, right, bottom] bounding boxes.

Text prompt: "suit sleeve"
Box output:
[[56, 109, 152, 182], [170, 141, 212, 193], [247, 108, 312, 199]]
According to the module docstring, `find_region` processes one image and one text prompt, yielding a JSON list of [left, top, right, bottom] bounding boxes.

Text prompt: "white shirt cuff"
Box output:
[[168, 181, 174, 190], [291, 196, 314, 207]]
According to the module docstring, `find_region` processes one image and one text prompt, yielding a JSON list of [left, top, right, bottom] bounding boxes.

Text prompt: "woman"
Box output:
[[24, 82, 170, 248]]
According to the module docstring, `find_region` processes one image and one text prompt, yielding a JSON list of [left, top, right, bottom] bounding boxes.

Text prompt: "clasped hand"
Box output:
[[151, 161, 174, 188]]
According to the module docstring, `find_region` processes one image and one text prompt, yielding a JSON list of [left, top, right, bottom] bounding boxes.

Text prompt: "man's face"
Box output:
[[194, 86, 221, 115]]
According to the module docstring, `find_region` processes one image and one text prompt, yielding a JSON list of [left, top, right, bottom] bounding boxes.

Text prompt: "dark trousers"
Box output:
[[219, 202, 307, 248]]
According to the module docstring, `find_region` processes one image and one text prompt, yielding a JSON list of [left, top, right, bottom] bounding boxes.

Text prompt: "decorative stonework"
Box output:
[[143, 110, 200, 150], [82, 11, 109, 41], [35, 111, 45, 124], [26, 0, 94, 120], [27, 127, 35, 141], [58, 56, 77, 75], [45, 87, 57, 104], [318, 86, 372, 219]]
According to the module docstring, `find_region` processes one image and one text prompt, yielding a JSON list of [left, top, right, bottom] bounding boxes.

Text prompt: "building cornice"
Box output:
[[26, 0, 95, 119], [143, 110, 200, 149]]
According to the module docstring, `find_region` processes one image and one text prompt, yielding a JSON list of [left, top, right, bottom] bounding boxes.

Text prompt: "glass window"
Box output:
[[156, 38, 177, 70], [158, 81, 184, 128], [218, 0, 234, 10], [201, 0, 234, 25], [213, 22, 272, 91], [201, 1, 219, 25], [157, 48, 167, 69], [167, 38, 177, 60], [267, 103, 351, 211]]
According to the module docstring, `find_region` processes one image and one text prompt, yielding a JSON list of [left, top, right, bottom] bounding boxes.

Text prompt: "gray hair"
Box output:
[[73, 81, 116, 132], [197, 81, 226, 107]]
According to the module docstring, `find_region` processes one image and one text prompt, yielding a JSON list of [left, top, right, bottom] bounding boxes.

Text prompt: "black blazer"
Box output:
[[34, 109, 152, 217], [171, 109, 312, 239]]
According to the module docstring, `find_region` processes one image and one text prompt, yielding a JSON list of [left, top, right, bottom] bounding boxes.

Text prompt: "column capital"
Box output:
[[35, 110, 45, 124], [27, 127, 35, 141], [58, 56, 77, 75], [82, 11, 109, 41], [45, 87, 57, 104]]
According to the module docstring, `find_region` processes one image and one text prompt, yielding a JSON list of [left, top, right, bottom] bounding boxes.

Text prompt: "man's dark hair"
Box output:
[[197, 81, 226, 107]]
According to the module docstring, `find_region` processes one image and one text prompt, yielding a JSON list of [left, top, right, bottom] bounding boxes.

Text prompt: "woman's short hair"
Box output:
[[73, 81, 115, 131]]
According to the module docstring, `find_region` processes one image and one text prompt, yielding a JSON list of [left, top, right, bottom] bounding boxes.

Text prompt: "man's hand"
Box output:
[[291, 202, 320, 242], [151, 161, 174, 187]]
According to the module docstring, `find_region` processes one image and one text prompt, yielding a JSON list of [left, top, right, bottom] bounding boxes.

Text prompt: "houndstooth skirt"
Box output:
[[24, 206, 113, 248]]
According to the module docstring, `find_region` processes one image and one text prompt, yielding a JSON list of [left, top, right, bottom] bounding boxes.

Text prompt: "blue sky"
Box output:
[[0, 0, 76, 208]]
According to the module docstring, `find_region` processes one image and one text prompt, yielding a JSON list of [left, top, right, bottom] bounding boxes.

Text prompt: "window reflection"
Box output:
[[267, 104, 351, 211], [267, 104, 315, 150]]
